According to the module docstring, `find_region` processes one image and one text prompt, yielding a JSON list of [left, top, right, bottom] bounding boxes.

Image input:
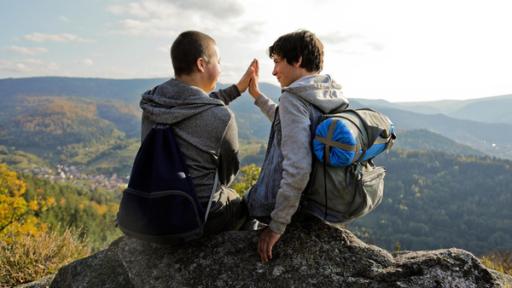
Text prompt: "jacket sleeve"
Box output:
[[269, 93, 312, 234], [209, 85, 241, 105], [217, 114, 240, 186], [253, 94, 278, 122]]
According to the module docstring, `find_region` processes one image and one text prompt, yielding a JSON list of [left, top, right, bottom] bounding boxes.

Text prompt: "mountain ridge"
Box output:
[[354, 94, 512, 125]]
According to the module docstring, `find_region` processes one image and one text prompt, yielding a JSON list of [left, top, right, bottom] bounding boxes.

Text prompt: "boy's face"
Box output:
[[272, 55, 301, 88], [203, 45, 221, 92]]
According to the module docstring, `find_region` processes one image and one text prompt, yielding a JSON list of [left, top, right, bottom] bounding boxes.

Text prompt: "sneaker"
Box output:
[[241, 219, 268, 231]]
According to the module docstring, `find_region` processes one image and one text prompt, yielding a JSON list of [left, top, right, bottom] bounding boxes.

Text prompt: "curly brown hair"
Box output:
[[268, 30, 324, 72]]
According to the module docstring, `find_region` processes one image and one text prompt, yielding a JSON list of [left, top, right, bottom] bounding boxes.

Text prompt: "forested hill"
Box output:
[[0, 77, 280, 175], [2, 77, 511, 158], [351, 149, 512, 255], [2, 77, 512, 285], [349, 101, 512, 160], [233, 137, 512, 255], [397, 129, 485, 157], [0, 77, 164, 104], [0, 76, 280, 105], [353, 94, 512, 125], [0, 77, 280, 141]]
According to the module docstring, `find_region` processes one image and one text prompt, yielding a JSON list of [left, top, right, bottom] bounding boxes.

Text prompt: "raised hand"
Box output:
[[248, 59, 262, 99], [236, 59, 258, 93]]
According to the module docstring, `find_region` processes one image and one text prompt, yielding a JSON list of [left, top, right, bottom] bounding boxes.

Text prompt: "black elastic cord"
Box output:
[[323, 150, 328, 220]]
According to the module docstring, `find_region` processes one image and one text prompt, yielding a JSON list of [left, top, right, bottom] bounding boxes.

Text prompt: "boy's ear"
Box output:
[[196, 57, 207, 73], [293, 56, 303, 68]]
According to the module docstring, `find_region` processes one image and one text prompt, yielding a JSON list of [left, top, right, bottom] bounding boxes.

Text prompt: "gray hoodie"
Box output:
[[246, 74, 348, 234], [139, 79, 241, 210]]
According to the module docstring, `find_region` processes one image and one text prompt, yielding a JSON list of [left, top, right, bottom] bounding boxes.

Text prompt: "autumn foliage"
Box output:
[[0, 164, 89, 287], [231, 164, 261, 196], [0, 163, 53, 241]]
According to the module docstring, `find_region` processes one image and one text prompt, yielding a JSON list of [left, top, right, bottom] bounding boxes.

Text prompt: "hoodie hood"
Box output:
[[140, 79, 224, 125], [284, 74, 348, 113]]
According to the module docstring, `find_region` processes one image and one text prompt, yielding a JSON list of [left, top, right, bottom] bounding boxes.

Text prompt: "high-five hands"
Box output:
[[248, 59, 262, 99], [236, 59, 258, 94], [235, 59, 262, 100]]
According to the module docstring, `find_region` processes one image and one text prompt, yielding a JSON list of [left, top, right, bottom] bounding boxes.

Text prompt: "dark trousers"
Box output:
[[204, 188, 248, 236]]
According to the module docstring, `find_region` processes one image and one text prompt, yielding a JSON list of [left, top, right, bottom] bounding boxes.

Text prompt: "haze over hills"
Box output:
[[1, 77, 512, 256], [2, 77, 512, 163], [449, 95, 512, 125], [354, 94, 512, 125], [3, 76, 512, 163], [0, 77, 280, 176], [0, 76, 280, 106], [0, 77, 164, 104], [350, 99, 512, 159], [0, 77, 280, 141], [391, 129, 485, 157]]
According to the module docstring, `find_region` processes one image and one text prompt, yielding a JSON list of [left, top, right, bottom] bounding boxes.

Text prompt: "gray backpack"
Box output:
[[302, 108, 396, 223]]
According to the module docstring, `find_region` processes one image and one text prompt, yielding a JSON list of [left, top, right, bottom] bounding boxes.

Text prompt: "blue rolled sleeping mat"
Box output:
[[313, 109, 395, 167]]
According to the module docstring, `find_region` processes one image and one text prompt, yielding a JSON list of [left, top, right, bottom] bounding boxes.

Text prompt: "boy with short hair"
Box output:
[[140, 31, 256, 236]]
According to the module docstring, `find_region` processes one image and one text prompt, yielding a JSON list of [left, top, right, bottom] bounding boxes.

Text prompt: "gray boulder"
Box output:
[[50, 220, 512, 287]]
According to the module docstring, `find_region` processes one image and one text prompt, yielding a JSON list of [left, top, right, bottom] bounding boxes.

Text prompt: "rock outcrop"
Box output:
[[50, 220, 511, 287]]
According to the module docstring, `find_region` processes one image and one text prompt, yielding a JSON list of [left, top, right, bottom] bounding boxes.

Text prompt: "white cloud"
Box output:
[[15, 63, 27, 71], [108, 0, 243, 20], [170, 0, 244, 18], [81, 58, 94, 66], [237, 22, 265, 38], [104, 0, 265, 84], [108, 2, 154, 18], [8, 46, 48, 56], [6, 0, 500, 102], [320, 33, 363, 45], [0, 58, 59, 75], [107, 0, 255, 38], [23, 33, 91, 43], [157, 46, 169, 53], [319, 32, 384, 55], [0, 60, 20, 74]]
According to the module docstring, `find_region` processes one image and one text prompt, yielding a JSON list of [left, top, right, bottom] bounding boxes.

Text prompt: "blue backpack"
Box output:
[[117, 124, 216, 244]]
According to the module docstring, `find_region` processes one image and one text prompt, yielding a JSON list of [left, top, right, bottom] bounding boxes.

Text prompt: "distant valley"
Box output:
[[2, 77, 512, 164], [352, 97, 512, 159], [1, 76, 511, 255]]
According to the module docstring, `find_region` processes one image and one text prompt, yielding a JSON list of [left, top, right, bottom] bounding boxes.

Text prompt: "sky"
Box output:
[[1, 0, 511, 102]]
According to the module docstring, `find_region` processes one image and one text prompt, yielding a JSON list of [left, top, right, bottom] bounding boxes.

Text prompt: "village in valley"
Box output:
[[21, 164, 127, 191]]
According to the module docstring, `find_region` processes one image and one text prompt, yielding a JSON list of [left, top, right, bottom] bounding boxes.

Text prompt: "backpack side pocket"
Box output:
[[117, 188, 204, 244], [349, 164, 385, 218]]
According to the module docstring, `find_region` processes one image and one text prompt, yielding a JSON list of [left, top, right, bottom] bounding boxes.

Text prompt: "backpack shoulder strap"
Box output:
[[204, 170, 218, 222]]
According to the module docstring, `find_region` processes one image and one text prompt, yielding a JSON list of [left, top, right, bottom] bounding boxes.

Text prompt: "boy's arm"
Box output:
[[253, 94, 278, 122], [269, 93, 312, 235], [218, 113, 240, 186], [211, 59, 256, 105], [209, 85, 241, 105]]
